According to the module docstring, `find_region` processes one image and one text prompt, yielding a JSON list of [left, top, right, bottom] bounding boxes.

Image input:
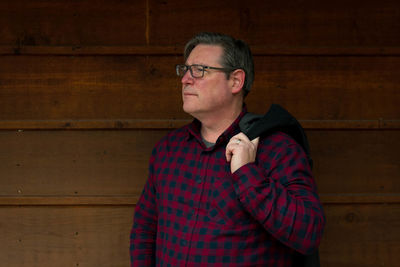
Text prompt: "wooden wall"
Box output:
[[0, 1, 399, 266]]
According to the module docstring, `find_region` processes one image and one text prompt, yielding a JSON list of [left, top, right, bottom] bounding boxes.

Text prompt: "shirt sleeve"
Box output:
[[130, 147, 158, 266], [231, 132, 325, 255]]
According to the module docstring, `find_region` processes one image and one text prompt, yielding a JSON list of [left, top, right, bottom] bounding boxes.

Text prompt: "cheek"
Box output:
[[196, 77, 231, 104], [211, 81, 231, 100]]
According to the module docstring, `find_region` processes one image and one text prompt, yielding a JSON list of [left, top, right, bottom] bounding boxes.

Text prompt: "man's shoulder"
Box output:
[[154, 123, 191, 148], [254, 132, 305, 171]]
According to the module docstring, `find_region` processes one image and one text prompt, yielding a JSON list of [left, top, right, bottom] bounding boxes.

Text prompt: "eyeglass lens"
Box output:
[[176, 65, 204, 78]]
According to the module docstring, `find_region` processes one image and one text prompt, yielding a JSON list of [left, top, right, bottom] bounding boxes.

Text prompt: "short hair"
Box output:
[[184, 32, 254, 96]]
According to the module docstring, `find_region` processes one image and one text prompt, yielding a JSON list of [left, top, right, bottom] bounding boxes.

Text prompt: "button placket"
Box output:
[[184, 151, 209, 263]]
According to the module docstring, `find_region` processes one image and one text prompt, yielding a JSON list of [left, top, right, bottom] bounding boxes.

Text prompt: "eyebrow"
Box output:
[[186, 63, 223, 68], [185, 62, 205, 65]]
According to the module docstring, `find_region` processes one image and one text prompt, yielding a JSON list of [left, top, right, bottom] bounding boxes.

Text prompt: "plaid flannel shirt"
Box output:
[[130, 108, 325, 266]]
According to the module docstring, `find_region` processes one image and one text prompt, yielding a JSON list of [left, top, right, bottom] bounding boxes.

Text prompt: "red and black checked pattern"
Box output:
[[130, 109, 325, 266]]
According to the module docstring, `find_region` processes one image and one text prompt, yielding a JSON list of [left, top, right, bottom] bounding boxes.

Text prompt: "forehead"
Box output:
[[186, 44, 224, 66]]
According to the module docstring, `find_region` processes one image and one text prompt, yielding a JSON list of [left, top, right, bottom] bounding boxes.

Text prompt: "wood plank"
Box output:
[[0, 204, 398, 266], [247, 55, 400, 120], [0, 196, 138, 206], [0, 0, 146, 46], [320, 194, 400, 204], [0, 130, 398, 196], [0, 55, 399, 120], [309, 130, 400, 195], [0, 45, 183, 56], [0, 55, 184, 120], [0, 119, 191, 130], [0, 119, 399, 130], [320, 203, 400, 266], [2, 45, 400, 56], [149, 0, 400, 47], [1, 194, 400, 206], [0, 130, 165, 196], [1, 1, 399, 48], [0, 206, 133, 267]]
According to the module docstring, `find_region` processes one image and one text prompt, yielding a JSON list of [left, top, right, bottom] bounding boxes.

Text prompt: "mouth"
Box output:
[[183, 90, 198, 97], [182, 85, 198, 97], [183, 92, 197, 96]]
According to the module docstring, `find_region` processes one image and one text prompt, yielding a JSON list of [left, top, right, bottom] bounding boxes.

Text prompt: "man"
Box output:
[[130, 32, 325, 266]]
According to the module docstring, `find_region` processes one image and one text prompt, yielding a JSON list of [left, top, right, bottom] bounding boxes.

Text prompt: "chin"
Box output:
[[183, 104, 195, 114], [183, 104, 201, 117]]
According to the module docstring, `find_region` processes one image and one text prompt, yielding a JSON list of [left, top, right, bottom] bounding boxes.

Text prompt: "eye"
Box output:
[[189, 65, 204, 77], [192, 65, 204, 73]]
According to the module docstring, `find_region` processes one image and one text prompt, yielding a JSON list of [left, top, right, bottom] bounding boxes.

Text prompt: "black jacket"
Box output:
[[239, 104, 320, 267]]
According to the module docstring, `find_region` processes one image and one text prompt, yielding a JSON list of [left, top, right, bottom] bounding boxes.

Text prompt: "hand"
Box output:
[[225, 133, 260, 173]]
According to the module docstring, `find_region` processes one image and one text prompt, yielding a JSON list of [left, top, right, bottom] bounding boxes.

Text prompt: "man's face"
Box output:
[[181, 44, 234, 119]]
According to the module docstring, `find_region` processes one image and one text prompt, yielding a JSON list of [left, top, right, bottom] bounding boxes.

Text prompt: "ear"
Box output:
[[229, 69, 246, 94]]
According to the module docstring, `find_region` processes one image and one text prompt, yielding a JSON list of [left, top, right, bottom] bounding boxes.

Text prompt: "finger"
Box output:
[[251, 137, 260, 147], [226, 152, 232, 162], [225, 143, 234, 162], [232, 132, 250, 143], [226, 133, 248, 161]]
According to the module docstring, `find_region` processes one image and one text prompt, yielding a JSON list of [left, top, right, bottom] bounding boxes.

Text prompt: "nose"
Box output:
[[181, 69, 194, 85]]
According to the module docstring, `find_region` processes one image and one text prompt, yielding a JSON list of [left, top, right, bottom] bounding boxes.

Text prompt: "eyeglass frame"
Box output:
[[175, 64, 238, 78]]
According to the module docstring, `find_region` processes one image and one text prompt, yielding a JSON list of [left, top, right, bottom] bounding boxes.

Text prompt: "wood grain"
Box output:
[[0, 204, 398, 266], [148, 0, 400, 47], [2, 45, 400, 56], [309, 130, 400, 194], [1, 55, 399, 121], [0, 1, 399, 266], [0, 130, 398, 196], [0, 0, 146, 46], [1, 194, 400, 206], [320, 203, 400, 266], [0, 130, 165, 196], [1, 0, 399, 48], [1, 119, 399, 130], [0, 206, 133, 267]]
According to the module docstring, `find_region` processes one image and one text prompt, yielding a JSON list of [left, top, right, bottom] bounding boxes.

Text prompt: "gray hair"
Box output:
[[184, 32, 254, 96]]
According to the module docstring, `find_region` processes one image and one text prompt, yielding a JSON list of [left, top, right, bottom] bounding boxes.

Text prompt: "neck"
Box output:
[[199, 105, 242, 143]]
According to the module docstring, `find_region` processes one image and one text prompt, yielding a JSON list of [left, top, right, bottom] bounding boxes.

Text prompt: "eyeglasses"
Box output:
[[175, 64, 236, 78]]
